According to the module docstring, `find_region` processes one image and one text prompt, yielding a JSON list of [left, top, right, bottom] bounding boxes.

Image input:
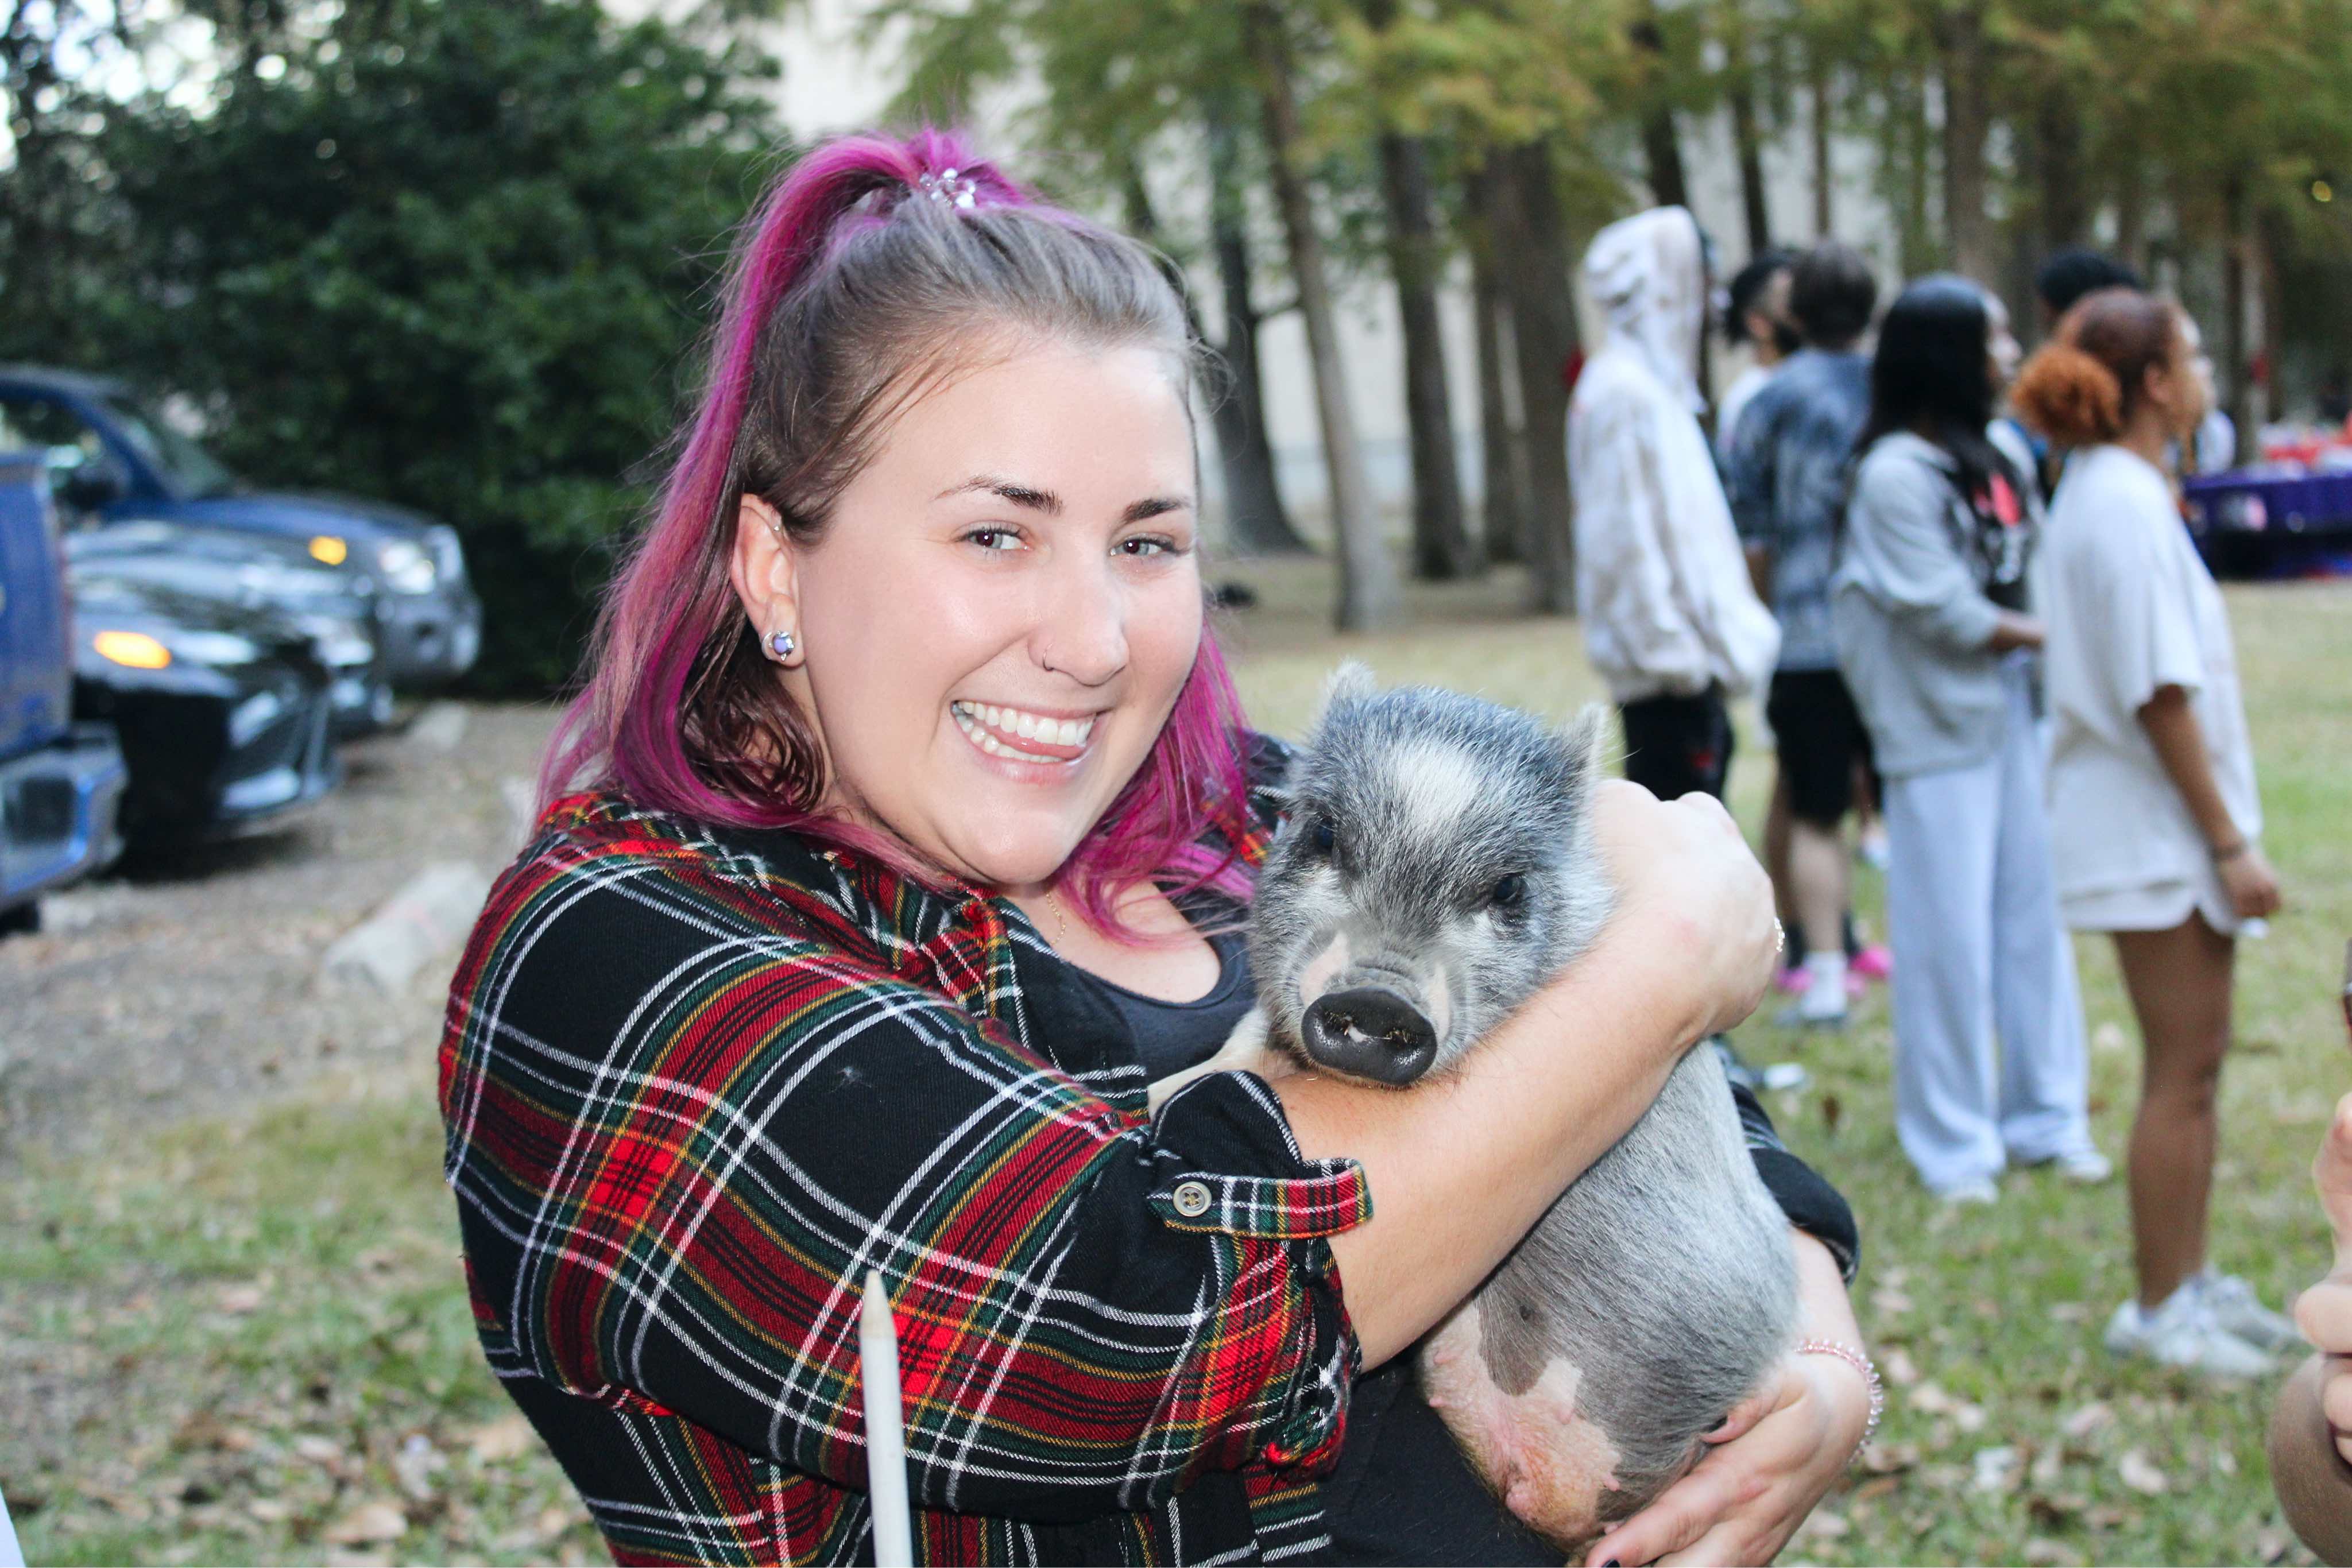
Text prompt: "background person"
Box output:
[[1726, 242, 1885, 1028], [1832, 276, 2102, 1207], [2016, 287, 2296, 1377], [442, 136, 1871, 1567], [1714, 247, 1799, 467], [1571, 207, 1780, 804]]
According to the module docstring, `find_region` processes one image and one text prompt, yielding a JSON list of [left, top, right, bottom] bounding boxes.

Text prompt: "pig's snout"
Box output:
[[1302, 987, 1437, 1085]]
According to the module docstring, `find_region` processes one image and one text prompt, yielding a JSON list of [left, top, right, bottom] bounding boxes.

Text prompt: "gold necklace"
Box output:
[[1043, 886, 1070, 946]]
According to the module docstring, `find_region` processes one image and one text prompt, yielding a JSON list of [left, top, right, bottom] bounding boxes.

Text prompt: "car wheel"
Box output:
[[0, 901, 40, 937]]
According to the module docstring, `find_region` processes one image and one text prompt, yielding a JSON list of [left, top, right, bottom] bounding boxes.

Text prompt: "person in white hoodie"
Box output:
[[1571, 207, 1780, 803]]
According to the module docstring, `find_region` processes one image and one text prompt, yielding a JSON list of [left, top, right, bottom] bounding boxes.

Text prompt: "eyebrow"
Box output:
[[937, 475, 1194, 524]]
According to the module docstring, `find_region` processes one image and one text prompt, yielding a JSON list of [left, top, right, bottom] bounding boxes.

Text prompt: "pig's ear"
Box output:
[[1556, 704, 1611, 794], [1310, 661, 1378, 728]]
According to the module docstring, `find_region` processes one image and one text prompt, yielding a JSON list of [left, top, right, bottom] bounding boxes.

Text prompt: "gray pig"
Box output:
[[1154, 666, 1797, 1550]]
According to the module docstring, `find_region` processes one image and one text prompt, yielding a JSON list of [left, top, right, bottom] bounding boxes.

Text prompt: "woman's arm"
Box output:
[[1281, 782, 1780, 1368], [2137, 684, 2280, 917], [1584, 1233, 1873, 1567]]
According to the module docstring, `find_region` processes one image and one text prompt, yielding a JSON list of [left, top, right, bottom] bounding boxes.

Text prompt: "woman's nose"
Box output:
[[1033, 557, 1128, 686]]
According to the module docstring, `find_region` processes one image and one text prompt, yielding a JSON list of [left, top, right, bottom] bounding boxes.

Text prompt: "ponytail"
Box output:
[[2013, 343, 2126, 447]]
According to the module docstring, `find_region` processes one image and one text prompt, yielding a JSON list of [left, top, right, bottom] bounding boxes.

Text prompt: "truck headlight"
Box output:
[[377, 539, 439, 594]]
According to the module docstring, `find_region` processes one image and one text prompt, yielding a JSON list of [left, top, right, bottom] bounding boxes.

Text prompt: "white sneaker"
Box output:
[[1936, 1178, 1999, 1206], [2104, 1290, 2276, 1380], [2197, 1272, 2304, 1353], [2053, 1149, 2113, 1185], [1793, 953, 1849, 1029]]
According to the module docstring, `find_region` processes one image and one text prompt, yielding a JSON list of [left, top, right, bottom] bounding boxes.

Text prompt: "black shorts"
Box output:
[[1619, 686, 1734, 802], [1766, 668, 1874, 827]]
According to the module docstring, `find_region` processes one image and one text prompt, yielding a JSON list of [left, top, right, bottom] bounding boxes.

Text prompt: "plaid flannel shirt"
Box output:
[[438, 750, 1368, 1566]]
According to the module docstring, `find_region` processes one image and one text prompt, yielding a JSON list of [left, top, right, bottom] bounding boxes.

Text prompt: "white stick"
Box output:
[[860, 1269, 914, 1568]]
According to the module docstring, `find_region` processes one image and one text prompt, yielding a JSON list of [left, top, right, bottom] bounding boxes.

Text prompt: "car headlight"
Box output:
[[170, 629, 264, 667], [378, 539, 439, 594], [94, 629, 172, 669], [309, 535, 349, 566]]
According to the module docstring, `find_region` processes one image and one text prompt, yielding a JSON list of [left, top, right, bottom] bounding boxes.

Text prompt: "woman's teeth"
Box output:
[[951, 702, 1095, 760]]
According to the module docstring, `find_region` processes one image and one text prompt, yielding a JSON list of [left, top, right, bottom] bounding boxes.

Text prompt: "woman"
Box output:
[[440, 132, 1873, 1567], [2013, 288, 2296, 1377], [1832, 277, 2104, 1206]]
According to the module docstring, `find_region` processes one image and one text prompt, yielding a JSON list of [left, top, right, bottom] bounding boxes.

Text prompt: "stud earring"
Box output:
[[769, 629, 796, 661]]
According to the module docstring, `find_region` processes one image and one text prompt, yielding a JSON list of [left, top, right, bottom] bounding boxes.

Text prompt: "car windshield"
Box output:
[[102, 394, 238, 498]]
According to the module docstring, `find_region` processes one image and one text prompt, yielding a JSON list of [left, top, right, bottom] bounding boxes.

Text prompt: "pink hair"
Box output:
[[539, 129, 1255, 931]]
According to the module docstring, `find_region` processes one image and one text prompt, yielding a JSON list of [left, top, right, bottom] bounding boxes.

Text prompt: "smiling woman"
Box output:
[[439, 130, 1856, 1568]]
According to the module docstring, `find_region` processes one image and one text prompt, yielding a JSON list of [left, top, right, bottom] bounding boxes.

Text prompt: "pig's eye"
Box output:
[[1488, 873, 1526, 909], [1307, 815, 1337, 856]]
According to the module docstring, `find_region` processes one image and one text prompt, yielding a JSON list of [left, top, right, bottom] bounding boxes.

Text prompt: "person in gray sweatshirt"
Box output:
[[1832, 276, 2105, 1205]]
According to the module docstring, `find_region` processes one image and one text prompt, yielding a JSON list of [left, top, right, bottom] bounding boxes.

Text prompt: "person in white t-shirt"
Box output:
[[2016, 287, 2295, 1380]]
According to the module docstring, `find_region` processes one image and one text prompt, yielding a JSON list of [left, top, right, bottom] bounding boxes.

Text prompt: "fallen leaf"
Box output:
[[1882, 1346, 1922, 1387], [536, 1503, 583, 1542], [466, 1414, 536, 1464], [1970, 1445, 2020, 1493], [1862, 1440, 1921, 1474], [1954, 1402, 1987, 1434], [2116, 1447, 2168, 1496], [2022, 1538, 2084, 1567], [2048, 1301, 2090, 1324], [247, 1497, 293, 1523], [2092, 1021, 2127, 1054], [1872, 1287, 1914, 1316], [1909, 1380, 1958, 1415], [292, 1434, 347, 1470], [1852, 1475, 1900, 1501], [216, 1283, 266, 1314], [2257, 1526, 2293, 1563], [2061, 1401, 2112, 1440], [324, 1500, 408, 1544], [2028, 1493, 2084, 1527], [2030, 1441, 2065, 1488], [1820, 1093, 1842, 1134]]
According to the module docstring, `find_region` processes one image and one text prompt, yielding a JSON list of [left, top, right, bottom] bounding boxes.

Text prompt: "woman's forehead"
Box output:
[[868, 342, 1196, 493]]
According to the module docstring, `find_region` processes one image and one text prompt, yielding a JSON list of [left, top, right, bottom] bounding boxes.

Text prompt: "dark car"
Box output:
[[0, 448, 127, 928], [72, 574, 341, 850], [65, 520, 394, 738], [0, 366, 482, 686]]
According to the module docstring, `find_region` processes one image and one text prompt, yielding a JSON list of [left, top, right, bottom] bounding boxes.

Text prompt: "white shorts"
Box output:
[[2061, 865, 2240, 937]]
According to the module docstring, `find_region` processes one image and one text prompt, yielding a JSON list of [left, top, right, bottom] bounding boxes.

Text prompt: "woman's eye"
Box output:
[[1489, 873, 1526, 909], [1116, 535, 1182, 558], [964, 527, 1023, 552]]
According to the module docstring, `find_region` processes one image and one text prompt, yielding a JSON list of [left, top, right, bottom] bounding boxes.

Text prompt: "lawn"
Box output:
[[3, 560, 2345, 1566]]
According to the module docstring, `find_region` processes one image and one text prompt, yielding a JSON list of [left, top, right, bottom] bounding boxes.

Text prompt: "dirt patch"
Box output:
[[0, 703, 559, 1166]]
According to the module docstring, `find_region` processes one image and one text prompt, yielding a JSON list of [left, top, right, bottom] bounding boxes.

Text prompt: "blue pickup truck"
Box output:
[[0, 366, 482, 687], [0, 450, 127, 931]]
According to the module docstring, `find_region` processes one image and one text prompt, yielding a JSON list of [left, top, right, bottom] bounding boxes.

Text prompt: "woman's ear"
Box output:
[[729, 494, 805, 666]]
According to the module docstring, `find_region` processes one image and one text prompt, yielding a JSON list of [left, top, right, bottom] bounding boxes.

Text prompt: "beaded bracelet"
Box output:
[[1794, 1338, 1885, 1455]]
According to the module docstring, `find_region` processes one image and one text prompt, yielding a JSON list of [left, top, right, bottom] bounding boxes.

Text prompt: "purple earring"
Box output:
[[769, 630, 796, 660]]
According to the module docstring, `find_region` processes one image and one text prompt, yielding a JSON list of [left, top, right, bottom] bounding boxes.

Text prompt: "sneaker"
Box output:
[[1850, 944, 1893, 982], [1773, 965, 1808, 996], [1858, 827, 1892, 872], [1936, 1178, 1999, 1206], [2198, 1271, 2305, 1353], [2104, 1291, 2276, 1380], [2053, 1149, 2113, 1185], [1793, 953, 1848, 1028]]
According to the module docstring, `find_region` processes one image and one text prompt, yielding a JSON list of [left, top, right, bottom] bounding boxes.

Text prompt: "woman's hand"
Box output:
[[1584, 1233, 1869, 1567], [2217, 842, 2282, 921], [1587, 779, 1778, 1041]]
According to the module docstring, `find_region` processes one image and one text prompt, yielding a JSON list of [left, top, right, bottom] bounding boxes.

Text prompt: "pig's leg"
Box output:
[[1419, 1300, 1624, 1553], [1145, 1008, 1288, 1113]]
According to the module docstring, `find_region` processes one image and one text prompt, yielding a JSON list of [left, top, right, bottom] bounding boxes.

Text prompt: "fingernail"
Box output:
[[1603, 1559, 1621, 1566]]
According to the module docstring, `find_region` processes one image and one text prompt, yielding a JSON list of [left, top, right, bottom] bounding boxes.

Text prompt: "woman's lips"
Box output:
[[951, 700, 1097, 764]]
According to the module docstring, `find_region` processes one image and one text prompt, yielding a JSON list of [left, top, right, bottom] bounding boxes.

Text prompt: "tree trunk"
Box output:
[[2222, 174, 2253, 464], [1891, 61, 1937, 277], [1809, 47, 1835, 237], [1204, 99, 1310, 554], [1731, 71, 1771, 253], [2114, 156, 2148, 281], [1937, 3, 1995, 281], [1491, 140, 1580, 614], [1249, 3, 1398, 630], [1630, 7, 1689, 208], [1467, 180, 1530, 565], [1378, 132, 1477, 579], [2034, 92, 2087, 251]]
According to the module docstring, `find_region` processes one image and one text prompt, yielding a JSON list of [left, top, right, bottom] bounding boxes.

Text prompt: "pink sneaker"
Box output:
[[1774, 966, 1808, 996], [1850, 944, 1893, 982]]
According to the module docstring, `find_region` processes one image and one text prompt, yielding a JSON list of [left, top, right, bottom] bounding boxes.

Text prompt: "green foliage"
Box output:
[[3, 0, 785, 693]]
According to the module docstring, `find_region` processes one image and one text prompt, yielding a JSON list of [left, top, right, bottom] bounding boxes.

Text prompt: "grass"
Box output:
[[5, 560, 2346, 1566]]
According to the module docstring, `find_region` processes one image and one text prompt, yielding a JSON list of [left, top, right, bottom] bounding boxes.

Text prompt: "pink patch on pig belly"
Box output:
[[1419, 1302, 1623, 1550]]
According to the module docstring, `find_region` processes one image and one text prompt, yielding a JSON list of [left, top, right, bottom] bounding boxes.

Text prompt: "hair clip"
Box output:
[[917, 167, 979, 210]]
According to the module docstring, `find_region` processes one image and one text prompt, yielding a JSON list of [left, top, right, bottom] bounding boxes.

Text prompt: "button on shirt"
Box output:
[[1726, 349, 1875, 672]]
